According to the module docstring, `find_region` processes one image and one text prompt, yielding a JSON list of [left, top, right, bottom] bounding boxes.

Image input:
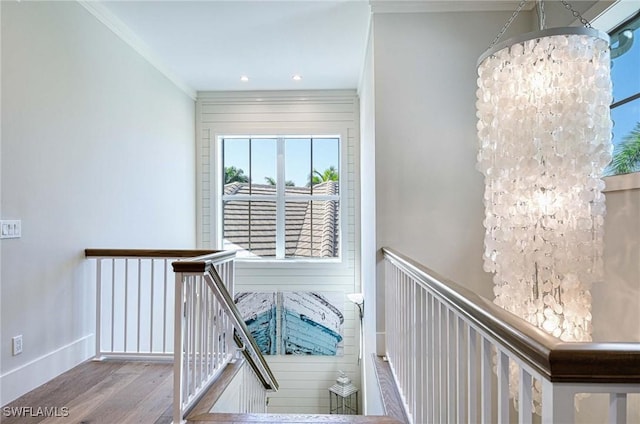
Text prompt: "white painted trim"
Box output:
[[216, 131, 348, 265], [77, 1, 197, 100], [0, 335, 94, 405], [0, 0, 3, 408], [370, 0, 535, 14], [197, 89, 357, 101], [604, 172, 640, 192], [196, 102, 205, 248], [589, 0, 640, 32], [357, 7, 373, 97], [591, 0, 640, 193]]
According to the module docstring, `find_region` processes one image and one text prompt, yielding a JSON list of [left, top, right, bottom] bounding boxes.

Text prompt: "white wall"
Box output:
[[358, 16, 384, 416], [371, 9, 532, 305], [1, 1, 196, 405], [196, 90, 361, 414], [540, 0, 640, 343], [356, 8, 531, 415], [364, 3, 640, 422]]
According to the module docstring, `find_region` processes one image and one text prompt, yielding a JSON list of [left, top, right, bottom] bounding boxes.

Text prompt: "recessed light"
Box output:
[[292, 75, 302, 81], [240, 75, 249, 82]]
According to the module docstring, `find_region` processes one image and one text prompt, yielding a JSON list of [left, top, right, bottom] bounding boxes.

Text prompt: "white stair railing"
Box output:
[[172, 253, 278, 423], [382, 247, 640, 424], [85, 249, 219, 360]]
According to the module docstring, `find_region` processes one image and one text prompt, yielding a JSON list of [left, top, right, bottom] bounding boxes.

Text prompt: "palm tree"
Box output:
[[265, 176, 295, 186], [607, 122, 640, 176], [224, 166, 249, 184], [309, 166, 339, 186]]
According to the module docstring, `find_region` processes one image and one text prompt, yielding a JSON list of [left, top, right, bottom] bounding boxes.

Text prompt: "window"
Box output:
[[221, 136, 340, 260], [607, 11, 640, 176]]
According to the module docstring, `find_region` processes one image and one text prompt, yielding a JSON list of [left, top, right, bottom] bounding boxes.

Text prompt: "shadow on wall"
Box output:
[[596, 186, 640, 343]]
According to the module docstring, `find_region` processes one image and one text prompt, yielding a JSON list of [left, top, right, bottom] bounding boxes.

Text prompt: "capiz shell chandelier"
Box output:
[[476, 2, 612, 345]]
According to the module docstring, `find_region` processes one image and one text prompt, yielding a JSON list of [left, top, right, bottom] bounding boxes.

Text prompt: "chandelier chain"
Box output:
[[560, 0, 592, 28], [537, 0, 546, 30], [489, 0, 529, 48], [490, 0, 593, 49]]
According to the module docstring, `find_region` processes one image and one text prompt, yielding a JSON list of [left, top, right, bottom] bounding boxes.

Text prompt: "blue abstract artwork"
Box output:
[[234, 292, 277, 355], [234, 291, 344, 356], [281, 292, 344, 356]]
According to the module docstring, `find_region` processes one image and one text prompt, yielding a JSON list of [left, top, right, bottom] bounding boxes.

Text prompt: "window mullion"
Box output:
[[276, 138, 286, 259]]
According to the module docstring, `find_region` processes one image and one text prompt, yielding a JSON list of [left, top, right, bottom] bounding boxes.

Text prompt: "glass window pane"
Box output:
[[249, 200, 277, 258], [251, 138, 277, 191], [285, 200, 339, 258], [284, 185, 310, 196], [221, 135, 341, 260], [611, 16, 640, 103], [311, 138, 340, 195], [609, 98, 640, 176], [285, 138, 311, 189], [223, 138, 250, 191], [223, 199, 249, 254], [223, 200, 276, 258], [612, 98, 640, 151]]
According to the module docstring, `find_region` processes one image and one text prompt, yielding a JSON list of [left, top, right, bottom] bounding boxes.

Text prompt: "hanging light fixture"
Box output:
[[476, 0, 612, 413]]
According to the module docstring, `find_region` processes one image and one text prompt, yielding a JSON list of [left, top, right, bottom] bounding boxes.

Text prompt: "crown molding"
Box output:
[[77, 1, 197, 100], [197, 89, 358, 104], [370, 0, 536, 14]]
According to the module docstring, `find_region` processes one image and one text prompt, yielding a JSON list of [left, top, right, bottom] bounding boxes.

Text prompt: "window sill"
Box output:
[[603, 172, 640, 192], [235, 258, 343, 269]]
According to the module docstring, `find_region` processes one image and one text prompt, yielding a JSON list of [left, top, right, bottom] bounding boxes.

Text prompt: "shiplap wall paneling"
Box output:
[[196, 90, 361, 414]]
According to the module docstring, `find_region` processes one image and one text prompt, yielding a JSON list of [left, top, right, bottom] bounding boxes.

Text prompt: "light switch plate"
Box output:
[[0, 220, 21, 239]]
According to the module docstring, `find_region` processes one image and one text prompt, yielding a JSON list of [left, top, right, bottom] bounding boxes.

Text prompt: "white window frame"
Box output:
[[214, 132, 345, 263], [590, 1, 640, 191]]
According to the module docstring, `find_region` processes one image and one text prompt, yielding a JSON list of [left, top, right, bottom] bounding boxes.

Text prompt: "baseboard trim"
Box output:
[[0, 334, 94, 406]]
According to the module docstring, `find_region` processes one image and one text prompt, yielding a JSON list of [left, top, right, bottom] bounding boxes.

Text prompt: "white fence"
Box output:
[[383, 247, 640, 424]]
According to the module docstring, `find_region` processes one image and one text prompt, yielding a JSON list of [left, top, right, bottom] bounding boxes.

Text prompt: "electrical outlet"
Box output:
[[12, 335, 23, 356]]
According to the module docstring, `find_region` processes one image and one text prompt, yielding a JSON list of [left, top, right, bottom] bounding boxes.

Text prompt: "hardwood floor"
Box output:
[[1, 360, 173, 424], [2, 360, 403, 424]]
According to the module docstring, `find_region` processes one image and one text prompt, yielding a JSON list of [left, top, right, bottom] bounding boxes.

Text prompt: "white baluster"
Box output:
[[457, 317, 466, 423], [137, 258, 142, 353], [173, 272, 185, 424], [518, 368, 532, 424], [111, 259, 116, 352], [150, 259, 155, 353], [448, 308, 456, 423], [497, 349, 509, 423], [541, 380, 574, 424], [610, 393, 628, 424], [467, 326, 477, 424], [95, 258, 103, 359], [481, 337, 493, 423]]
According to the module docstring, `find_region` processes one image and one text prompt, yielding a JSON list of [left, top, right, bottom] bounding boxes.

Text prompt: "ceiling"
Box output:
[[91, 1, 538, 95], [95, 0, 371, 93]]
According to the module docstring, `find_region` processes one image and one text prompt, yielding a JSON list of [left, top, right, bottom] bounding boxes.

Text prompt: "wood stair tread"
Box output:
[[187, 412, 403, 423]]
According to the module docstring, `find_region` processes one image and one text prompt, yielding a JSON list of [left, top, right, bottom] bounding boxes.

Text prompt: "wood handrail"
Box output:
[[204, 264, 279, 391], [382, 247, 640, 384], [85, 248, 221, 258], [171, 250, 237, 272], [171, 253, 279, 393]]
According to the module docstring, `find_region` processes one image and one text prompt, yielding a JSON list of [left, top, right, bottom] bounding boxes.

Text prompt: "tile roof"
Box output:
[[223, 182, 339, 258]]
